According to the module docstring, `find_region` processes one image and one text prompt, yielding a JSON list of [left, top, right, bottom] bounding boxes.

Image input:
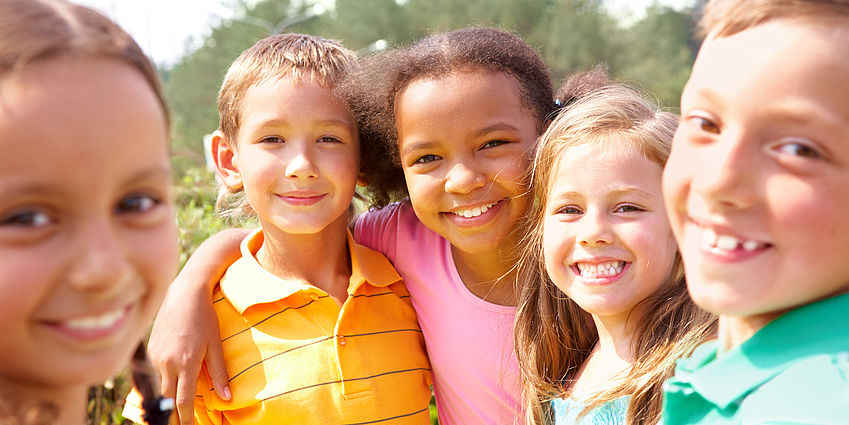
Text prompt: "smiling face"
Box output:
[[395, 70, 539, 256], [218, 76, 360, 238], [664, 20, 849, 325], [0, 58, 177, 389], [543, 142, 677, 321]]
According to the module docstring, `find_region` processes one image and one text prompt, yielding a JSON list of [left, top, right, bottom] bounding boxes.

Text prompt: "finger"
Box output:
[[159, 366, 178, 400], [205, 342, 231, 400], [175, 370, 200, 425]]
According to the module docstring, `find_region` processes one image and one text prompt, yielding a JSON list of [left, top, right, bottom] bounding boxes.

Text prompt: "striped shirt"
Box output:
[[125, 229, 432, 424]]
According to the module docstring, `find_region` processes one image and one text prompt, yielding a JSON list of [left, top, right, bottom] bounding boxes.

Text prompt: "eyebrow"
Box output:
[[549, 186, 655, 201], [400, 122, 523, 157], [251, 118, 352, 129], [474, 122, 521, 137]]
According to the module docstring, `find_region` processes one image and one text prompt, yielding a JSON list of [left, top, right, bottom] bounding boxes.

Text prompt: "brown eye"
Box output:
[[776, 142, 821, 159], [696, 117, 720, 134]]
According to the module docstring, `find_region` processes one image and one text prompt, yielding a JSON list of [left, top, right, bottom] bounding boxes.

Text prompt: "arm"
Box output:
[[148, 228, 249, 425]]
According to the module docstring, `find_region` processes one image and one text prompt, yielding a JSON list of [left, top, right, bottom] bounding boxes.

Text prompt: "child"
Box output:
[[514, 75, 715, 425], [661, 0, 849, 423], [124, 33, 433, 424], [0, 0, 178, 424], [145, 27, 555, 424]]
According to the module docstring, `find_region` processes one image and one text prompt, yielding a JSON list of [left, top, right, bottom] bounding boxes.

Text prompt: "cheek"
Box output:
[[130, 219, 178, 302], [542, 220, 572, 283], [0, 249, 51, 329]]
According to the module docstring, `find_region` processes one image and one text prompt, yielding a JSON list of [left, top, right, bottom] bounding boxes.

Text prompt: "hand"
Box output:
[[147, 228, 248, 425]]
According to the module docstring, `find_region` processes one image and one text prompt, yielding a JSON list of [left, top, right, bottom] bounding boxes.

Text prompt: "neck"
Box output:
[[0, 377, 87, 425], [256, 216, 351, 295], [591, 313, 637, 365], [717, 312, 778, 353], [450, 243, 518, 307]]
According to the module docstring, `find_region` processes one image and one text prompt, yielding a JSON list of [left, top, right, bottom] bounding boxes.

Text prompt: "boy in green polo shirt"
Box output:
[[660, 0, 849, 423]]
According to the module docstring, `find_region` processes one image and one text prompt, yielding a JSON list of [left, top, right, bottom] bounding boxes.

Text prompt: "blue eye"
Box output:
[[0, 210, 52, 228], [555, 206, 582, 215], [414, 154, 440, 164], [260, 136, 285, 144], [116, 194, 161, 214], [615, 204, 644, 213]]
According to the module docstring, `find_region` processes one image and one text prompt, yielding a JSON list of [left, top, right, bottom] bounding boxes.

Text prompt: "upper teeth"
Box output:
[[453, 201, 497, 218], [64, 308, 126, 331], [700, 227, 764, 252], [576, 261, 625, 278]]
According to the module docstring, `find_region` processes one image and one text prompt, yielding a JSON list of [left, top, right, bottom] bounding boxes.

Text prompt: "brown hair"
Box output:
[[0, 0, 168, 124], [514, 72, 716, 425], [700, 0, 849, 38], [215, 33, 361, 216], [342, 26, 555, 203]]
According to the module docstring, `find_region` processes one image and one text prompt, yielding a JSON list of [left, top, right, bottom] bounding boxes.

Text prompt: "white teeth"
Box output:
[[698, 226, 765, 252], [64, 308, 125, 331], [576, 261, 625, 279], [716, 235, 739, 251], [452, 201, 497, 218]]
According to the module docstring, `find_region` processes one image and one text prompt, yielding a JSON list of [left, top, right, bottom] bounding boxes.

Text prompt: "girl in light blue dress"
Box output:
[[513, 71, 716, 425]]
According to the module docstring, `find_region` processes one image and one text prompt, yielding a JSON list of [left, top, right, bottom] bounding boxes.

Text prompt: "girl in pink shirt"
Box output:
[[150, 27, 555, 425]]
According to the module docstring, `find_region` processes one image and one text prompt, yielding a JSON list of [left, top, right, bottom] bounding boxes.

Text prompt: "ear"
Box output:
[[356, 171, 369, 188], [212, 130, 243, 190]]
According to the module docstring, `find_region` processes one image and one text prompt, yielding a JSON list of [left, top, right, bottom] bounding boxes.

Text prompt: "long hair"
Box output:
[[514, 75, 716, 425]]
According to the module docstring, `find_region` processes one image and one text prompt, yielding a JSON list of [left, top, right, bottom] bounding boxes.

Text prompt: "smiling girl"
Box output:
[[514, 76, 715, 425]]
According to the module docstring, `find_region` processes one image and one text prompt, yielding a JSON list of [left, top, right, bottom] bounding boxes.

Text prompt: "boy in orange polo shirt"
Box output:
[[125, 33, 431, 425]]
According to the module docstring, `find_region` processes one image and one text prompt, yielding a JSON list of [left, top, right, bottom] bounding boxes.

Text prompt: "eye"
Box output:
[[260, 136, 285, 144], [774, 141, 821, 159], [0, 209, 52, 228], [317, 136, 342, 144], [116, 194, 161, 215], [481, 139, 508, 149], [614, 204, 644, 213], [554, 205, 583, 215], [686, 116, 720, 135], [414, 154, 441, 165]]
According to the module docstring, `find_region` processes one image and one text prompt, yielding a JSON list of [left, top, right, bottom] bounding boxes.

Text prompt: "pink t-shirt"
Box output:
[[355, 202, 521, 425]]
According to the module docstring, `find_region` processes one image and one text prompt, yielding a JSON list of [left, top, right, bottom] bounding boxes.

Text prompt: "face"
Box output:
[[543, 142, 676, 321], [218, 76, 360, 238], [395, 70, 539, 255], [664, 20, 849, 323], [0, 58, 177, 388]]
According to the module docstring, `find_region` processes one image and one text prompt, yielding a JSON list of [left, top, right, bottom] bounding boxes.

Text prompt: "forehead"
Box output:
[[688, 20, 849, 121], [238, 76, 355, 128], [548, 141, 663, 195]]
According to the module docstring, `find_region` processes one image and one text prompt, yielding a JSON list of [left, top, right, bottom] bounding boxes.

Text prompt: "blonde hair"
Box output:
[[514, 80, 716, 425], [700, 0, 849, 38], [215, 33, 357, 217], [0, 0, 167, 122]]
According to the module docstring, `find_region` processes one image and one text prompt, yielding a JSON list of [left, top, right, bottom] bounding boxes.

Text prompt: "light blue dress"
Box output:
[[551, 396, 629, 424]]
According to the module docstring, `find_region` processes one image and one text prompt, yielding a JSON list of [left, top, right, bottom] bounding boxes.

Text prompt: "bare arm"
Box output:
[[148, 228, 250, 425]]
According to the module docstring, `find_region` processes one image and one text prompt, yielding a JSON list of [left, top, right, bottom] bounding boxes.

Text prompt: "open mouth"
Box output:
[[699, 226, 770, 253], [571, 260, 627, 279], [450, 200, 500, 218]]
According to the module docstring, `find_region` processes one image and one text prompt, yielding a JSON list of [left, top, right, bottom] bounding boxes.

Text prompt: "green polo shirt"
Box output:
[[662, 292, 849, 425]]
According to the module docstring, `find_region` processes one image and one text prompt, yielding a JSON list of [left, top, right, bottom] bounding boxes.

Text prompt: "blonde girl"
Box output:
[[514, 75, 715, 425], [0, 0, 177, 423]]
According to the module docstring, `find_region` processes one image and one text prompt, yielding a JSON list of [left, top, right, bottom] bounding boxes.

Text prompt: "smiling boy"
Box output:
[[661, 1, 849, 423]]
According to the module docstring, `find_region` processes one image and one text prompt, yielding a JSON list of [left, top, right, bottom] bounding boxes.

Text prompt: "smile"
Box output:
[[572, 261, 626, 279], [451, 201, 499, 218], [63, 307, 129, 332], [699, 226, 769, 253]]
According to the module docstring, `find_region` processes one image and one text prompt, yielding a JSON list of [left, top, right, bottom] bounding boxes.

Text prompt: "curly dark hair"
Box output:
[[342, 26, 555, 206]]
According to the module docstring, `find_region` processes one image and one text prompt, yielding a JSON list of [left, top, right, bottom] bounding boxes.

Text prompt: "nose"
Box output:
[[577, 209, 613, 247], [66, 217, 134, 295], [444, 160, 487, 194], [691, 130, 756, 211], [285, 144, 318, 179]]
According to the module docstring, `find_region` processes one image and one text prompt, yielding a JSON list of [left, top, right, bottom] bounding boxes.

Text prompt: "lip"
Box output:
[[686, 218, 771, 263], [442, 199, 505, 228], [569, 259, 631, 286], [277, 191, 327, 206], [40, 304, 134, 343]]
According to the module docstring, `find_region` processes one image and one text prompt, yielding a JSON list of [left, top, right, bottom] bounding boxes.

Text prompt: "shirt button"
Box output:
[[338, 336, 346, 346], [309, 293, 320, 301]]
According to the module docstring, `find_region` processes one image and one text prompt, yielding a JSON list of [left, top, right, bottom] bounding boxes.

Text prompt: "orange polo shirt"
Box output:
[[125, 229, 432, 424]]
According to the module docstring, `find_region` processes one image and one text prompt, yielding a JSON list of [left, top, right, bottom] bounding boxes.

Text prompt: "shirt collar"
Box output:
[[220, 228, 402, 314], [680, 292, 849, 408]]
